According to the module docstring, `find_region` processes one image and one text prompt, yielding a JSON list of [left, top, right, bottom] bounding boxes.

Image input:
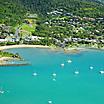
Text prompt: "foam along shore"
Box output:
[[0, 45, 50, 51]]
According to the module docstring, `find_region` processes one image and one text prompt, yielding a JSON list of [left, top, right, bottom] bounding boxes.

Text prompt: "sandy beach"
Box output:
[[0, 57, 14, 61], [0, 45, 50, 51], [0, 57, 11, 65], [0, 45, 102, 66], [0, 44, 102, 53], [0, 45, 88, 54]]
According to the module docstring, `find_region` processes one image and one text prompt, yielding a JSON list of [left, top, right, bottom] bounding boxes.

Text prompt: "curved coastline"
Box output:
[[0, 45, 86, 55], [0, 44, 103, 54], [0, 45, 104, 66], [0, 45, 104, 53], [0, 45, 50, 66], [0, 45, 50, 50]]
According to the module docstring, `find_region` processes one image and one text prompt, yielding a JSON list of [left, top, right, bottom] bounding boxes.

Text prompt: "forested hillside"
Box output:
[[0, 0, 104, 48], [0, 0, 26, 25], [0, 0, 104, 25], [20, 0, 104, 17]]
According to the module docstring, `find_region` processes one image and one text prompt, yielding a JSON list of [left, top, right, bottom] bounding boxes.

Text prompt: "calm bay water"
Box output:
[[0, 48, 104, 104]]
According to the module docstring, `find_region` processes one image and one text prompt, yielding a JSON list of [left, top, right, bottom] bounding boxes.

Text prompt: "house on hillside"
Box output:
[[5, 33, 20, 42], [24, 36, 44, 42], [0, 36, 7, 43]]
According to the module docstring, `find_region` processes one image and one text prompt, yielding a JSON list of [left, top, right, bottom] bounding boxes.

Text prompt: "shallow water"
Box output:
[[0, 48, 104, 104]]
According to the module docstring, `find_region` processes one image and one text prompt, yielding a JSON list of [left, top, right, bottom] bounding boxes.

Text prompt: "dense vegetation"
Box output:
[[0, 0, 104, 48], [0, 0, 26, 25], [0, 0, 104, 26], [23, 0, 104, 33], [20, 0, 104, 17], [0, 51, 21, 59]]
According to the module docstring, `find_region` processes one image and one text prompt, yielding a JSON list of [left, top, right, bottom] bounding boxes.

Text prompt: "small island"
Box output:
[[0, 51, 22, 66]]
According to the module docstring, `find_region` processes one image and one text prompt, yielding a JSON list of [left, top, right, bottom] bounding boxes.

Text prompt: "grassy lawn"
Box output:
[[20, 23, 36, 33]]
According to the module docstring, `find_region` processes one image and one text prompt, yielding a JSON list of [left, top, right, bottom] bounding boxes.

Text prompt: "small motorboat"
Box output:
[[61, 63, 64, 67], [52, 73, 56, 77], [0, 90, 4, 94], [74, 71, 79, 75], [48, 100, 52, 104], [32, 72, 37, 76], [99, 70, 104, 74], [52, 78, 56, 81], [90, 66, 94, 70], [67, 60, 72, 63]]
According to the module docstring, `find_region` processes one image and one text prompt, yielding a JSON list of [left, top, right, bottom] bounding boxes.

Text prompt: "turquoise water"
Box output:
[[0, 48, 104, 104]]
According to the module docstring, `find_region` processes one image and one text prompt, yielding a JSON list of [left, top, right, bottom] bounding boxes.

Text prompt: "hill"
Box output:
[[0, 0, 104, 48], [20, 0, 104, 17], [0, 0, 26, 25], [0, 0, 104, 26]]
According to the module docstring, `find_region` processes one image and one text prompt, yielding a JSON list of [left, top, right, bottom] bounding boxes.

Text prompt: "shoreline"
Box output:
[[0, 45, 50, 66], [0, 56, 23, 66], [0, 45, 104, 52], [0, 45, 104, 66], [0, 45, 50, 51]]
